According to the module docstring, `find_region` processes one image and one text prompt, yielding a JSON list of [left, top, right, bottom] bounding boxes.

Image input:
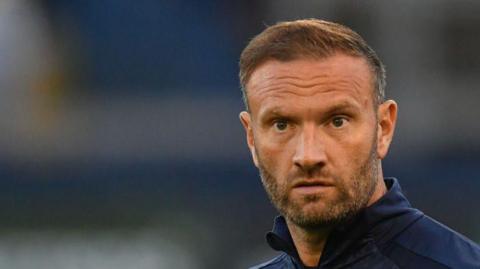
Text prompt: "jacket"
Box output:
[[250, 178, 480, 269]]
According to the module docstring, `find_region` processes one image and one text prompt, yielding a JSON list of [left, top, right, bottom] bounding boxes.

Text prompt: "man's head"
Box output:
[[238, 19, 397, 229], [239, 19, 386, 111]]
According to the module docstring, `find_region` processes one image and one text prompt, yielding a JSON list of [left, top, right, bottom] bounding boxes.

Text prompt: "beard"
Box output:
[[257, 139, 379, 230]]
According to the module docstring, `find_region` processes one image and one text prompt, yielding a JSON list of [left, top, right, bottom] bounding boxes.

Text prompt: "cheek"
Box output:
[[255, 136, 295, 177], [327, 130, 374, 170]]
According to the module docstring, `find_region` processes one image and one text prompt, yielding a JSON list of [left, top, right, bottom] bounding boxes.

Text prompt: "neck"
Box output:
[[286, 219, 331, 267], [287, 174, 387, 267], [368, 167, 387, 206]]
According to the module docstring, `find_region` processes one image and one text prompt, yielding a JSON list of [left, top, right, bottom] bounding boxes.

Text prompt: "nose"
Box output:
[[292, 124, 327, 172]]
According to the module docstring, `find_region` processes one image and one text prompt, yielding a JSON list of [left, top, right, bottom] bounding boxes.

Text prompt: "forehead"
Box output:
[[246, 54, 374, 113]]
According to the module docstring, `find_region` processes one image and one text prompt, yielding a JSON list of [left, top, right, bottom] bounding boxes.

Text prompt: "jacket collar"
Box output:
[[266, 178, 424, 267]]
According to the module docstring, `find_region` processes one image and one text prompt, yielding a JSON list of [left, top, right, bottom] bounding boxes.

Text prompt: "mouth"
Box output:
[[293, 180, 334, 188], [292, 180, 334, 194]]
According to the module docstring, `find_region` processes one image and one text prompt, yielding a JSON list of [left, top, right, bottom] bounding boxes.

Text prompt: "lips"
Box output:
[[293, 180, 334, 188], [291, 180, 334, 195]]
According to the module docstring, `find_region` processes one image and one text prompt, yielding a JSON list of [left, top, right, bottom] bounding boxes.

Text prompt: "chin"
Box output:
[[285, 198, 352, 228], [293, 200, 329, 218]]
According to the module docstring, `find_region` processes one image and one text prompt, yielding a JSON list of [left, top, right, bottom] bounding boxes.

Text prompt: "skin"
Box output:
[[239, 54, 397, 266]]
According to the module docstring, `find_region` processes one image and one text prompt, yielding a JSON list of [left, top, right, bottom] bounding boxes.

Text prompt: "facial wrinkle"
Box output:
[[252, 84, 364, 108], [251, 75, 366, 100]]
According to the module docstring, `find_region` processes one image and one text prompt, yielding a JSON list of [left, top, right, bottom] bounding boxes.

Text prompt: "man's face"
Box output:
[[240, 54, 395, 229]]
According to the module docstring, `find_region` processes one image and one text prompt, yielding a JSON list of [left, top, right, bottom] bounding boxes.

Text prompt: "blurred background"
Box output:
[[0, 0, 479, 268]]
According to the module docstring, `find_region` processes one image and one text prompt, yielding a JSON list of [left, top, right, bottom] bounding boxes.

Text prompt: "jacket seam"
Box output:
[[388, 241, 453, 269], [373, 213, 424, 251], [253, 253, 289, 268]]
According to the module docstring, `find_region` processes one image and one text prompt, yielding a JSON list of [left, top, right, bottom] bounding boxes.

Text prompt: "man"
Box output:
[[238, 19, 480, 269]]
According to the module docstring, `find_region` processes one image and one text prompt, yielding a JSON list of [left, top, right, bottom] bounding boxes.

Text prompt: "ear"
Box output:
[[376, 100, 398, 159], [239, 111, 259, 167]]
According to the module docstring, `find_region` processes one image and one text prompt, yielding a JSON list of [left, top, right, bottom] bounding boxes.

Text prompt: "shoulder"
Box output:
[[248, 253, 293, 269], [385, 215, 480, 268]]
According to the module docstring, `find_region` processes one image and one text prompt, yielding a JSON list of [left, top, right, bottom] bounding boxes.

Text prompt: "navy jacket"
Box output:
[[251, 178, 480, 269]]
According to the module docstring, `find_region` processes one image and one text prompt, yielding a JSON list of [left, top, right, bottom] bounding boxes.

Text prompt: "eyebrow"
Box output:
[[324, 101, 361, 114]]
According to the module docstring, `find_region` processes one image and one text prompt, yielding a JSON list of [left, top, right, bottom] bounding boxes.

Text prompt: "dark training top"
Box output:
[[250, 178, 480, 269]]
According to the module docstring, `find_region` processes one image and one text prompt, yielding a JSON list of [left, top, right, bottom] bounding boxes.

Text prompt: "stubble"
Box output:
[[257, 138, 379, 230]]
